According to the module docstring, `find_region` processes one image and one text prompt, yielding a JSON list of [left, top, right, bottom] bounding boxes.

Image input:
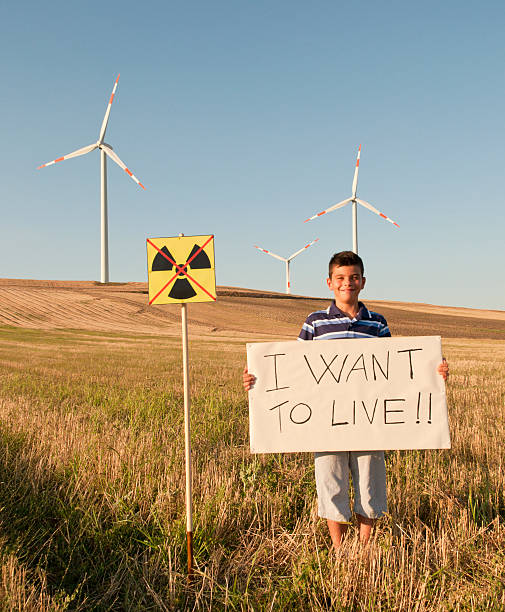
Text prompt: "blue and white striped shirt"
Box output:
[[298, 301, 391, 341]]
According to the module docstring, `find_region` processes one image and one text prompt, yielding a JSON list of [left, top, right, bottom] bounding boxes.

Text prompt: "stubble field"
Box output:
[[0, 280, 503, 610]]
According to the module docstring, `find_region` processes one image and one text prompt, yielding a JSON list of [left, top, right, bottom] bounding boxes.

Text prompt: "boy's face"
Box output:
[[327, 264, 366, 306]]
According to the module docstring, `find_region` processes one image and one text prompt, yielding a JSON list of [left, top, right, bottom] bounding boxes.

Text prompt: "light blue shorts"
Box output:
[[314, 451, 387, 522]]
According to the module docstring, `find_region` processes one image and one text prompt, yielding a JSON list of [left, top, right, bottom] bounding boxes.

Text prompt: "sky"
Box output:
[[1, 0, 504, 310]]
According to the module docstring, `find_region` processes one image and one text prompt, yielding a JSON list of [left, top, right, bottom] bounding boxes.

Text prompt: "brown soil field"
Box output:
[[0, 278, 503, 341]]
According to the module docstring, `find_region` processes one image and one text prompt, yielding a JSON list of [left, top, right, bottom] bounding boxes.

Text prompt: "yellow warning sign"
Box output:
[[147, 235, 216, 304]]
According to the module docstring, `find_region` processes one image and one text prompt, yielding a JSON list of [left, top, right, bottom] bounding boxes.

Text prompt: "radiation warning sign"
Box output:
[[147, 235, 216, 304]]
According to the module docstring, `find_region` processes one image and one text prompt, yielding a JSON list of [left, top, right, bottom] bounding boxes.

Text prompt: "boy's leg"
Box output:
[[314, 452, 351, 550], [356, 514, 376, 545], [327, 519, 349, 549], [350, 451, 387, 544]]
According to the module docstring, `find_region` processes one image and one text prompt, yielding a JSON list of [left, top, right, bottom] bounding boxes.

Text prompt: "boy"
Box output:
[[243, 251, 449, 549]]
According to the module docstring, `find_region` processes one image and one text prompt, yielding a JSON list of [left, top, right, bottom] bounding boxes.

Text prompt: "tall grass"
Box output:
[[0, 326, 503, 610]]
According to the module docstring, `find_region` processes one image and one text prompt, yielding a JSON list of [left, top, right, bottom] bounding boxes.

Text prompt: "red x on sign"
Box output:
[[147, 235, 216, 304]]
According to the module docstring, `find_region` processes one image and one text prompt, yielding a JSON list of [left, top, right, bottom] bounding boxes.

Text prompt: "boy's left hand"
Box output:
[[437, 358, 449, 382]]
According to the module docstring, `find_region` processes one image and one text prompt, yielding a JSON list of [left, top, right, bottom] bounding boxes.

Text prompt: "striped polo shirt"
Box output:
[[298, 301, 390, 341]]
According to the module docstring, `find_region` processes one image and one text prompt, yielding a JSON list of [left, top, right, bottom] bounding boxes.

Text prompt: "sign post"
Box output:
[[147, 234, 216, 576], [181, 301, 193, 574]]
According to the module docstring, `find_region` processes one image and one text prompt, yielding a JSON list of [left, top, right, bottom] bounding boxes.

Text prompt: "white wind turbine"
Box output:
[[253, 239, 319, 294], [37, 74, 145, 283], [304, 145, 399, 254]]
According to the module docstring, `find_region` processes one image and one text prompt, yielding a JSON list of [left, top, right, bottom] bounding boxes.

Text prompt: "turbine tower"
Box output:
[[304, 146, 398, 254], [253, 239, 319, 294], [37, 74, 145, 283]]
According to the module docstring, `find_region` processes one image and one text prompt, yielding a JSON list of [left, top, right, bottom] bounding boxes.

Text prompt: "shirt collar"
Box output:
[[329, 301, 369, 320]]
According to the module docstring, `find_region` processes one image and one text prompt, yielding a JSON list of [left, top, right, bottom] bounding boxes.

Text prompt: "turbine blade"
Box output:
[[101, 144, 145, 189], [288, 238, 319, 261], [99, 74, 120, 143], [351, 144, 361, 198], [303, 198, 352, 223], [356, 198, 399, 227], [37, 143, 97, 168], [253, 245, 286, 262]]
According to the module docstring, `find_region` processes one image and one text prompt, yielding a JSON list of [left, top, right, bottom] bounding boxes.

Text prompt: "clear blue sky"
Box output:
[[1, 0, 504, 309]]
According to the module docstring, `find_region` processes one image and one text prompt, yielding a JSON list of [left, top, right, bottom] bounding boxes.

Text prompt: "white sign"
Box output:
[[247, 336, 450, 453]]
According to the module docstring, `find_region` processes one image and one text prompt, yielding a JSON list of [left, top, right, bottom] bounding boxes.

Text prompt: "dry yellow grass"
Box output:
[[0, 280, 503, 609]]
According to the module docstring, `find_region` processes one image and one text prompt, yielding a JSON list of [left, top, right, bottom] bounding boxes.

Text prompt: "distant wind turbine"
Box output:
[[303, 145, 399, 254], [253, 239, 319, 294], [37, 74, 145, 283]]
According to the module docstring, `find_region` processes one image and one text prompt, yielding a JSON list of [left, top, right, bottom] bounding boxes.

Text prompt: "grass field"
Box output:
[[0, 283, 504, 610]]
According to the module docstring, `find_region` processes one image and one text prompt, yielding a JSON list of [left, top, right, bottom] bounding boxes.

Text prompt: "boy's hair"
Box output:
[[328, 251, 364, 277]]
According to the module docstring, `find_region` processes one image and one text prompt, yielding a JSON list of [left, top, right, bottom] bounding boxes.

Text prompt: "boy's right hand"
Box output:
[[243, 366, 256, 391]]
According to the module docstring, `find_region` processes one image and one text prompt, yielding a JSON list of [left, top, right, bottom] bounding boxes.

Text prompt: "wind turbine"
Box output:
[[253, 239, 319, 294], [303, 145, 398, 254], [37, 74, 145, 283]]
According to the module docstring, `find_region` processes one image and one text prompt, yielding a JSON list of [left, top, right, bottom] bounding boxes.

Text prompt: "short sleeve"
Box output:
[[378, 317, 391, 337], [298, 318, 314, 341]]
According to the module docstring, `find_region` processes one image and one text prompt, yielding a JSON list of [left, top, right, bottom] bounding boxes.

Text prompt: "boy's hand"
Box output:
[[243, 366, 256, 391], [437, 358, 449, 382]]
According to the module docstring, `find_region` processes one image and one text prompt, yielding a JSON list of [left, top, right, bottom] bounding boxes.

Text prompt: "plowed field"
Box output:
[[0, 278, 503, 340]]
